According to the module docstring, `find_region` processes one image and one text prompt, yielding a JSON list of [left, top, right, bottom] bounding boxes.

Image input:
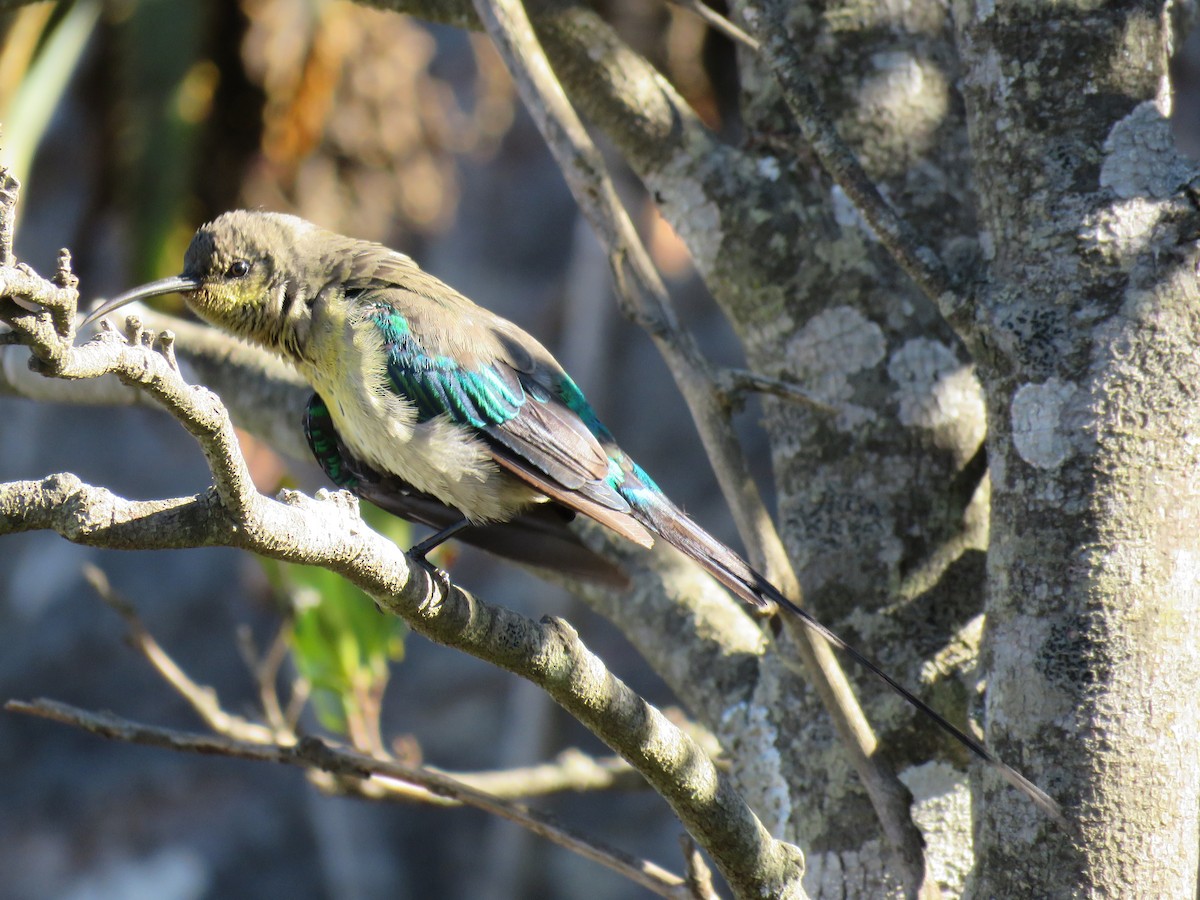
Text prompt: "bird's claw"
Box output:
[[414, 554, 452, 596]]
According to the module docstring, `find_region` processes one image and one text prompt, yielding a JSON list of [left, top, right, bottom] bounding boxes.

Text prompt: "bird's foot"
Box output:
[[407, 522, 469, 598], [413, 554, 453, 596]]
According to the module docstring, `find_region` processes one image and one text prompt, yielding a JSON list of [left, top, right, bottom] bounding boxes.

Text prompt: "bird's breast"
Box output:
[[297, 307, 540, 523]]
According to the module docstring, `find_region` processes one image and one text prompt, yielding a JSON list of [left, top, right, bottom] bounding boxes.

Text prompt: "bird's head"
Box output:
[[83, 210, 337, 360]]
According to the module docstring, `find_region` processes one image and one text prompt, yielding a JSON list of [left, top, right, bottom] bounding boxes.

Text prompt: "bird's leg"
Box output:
[[407, 519, 471, 597], [408, 518, 472, 561]]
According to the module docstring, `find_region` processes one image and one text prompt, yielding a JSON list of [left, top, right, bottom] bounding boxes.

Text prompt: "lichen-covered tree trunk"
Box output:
[[718, 0, 990, 892], [674, 0, 1200, 893], [954, 3, 1200, 895]]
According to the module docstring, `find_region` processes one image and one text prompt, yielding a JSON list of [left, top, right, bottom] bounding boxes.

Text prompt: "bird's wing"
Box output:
[[303, 394, 632, 586], [362, 295, 654, 548]]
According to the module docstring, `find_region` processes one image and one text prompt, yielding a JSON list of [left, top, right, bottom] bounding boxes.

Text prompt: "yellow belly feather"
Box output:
[[297, 303, 540, 523]]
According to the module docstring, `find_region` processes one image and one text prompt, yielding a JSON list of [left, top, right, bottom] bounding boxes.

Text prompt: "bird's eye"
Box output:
[[226, 260, 250, 278]]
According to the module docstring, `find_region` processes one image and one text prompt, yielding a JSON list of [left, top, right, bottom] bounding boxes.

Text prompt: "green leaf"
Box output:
[[268, 507, 410, 736]]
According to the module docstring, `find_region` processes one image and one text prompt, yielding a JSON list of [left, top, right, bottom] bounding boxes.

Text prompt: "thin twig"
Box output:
[[81, 563, 276, 744], [0, 169, 18, 267], [666, 0, 759, 50], [260, 626, 295, 733], [84, 566, 675, 800], [5, 699, 693, 900], [93, 580, 647, 799], [718, 367, 838, 414], [441, 748, 646, 797], [284, 677, 312, 732], [679, 834, 720, 900]]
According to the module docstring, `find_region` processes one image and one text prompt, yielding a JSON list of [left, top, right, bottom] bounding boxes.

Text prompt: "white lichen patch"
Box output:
[[803, 843, 893, 898], [718, 701, 792, 837], [1101, 101, 1197, 200], [919, 613, 985, 685], [899, 761, 973, 895], [649, 153, 723, 273], [1081, 196, 1165, 270], [978, 228, 996, 261], [1170, 549, 1200, 602], [757, 155, 781, 182], [830, 184, 877, 239], [1011, 378, 1080, 469], [786, 306, 886, 432], [858, 51, 950, 157], [887, 338, 984, 436], [970, 46, 1011, 114], [834, 401, 879, 432]]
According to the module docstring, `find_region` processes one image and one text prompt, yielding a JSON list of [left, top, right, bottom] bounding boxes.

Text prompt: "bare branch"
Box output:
[[679, 834, 721, 900], [0, 171, 18, 267], [445, 748, 646, 797], [88, 570, 652, 800], [665, 0, 758, 50], [0, 270, 258, 521], [5, 699, 694, 900], [82, 563, 277, 744], [0, 469, 766, 894], [716, 367, 838, 414]]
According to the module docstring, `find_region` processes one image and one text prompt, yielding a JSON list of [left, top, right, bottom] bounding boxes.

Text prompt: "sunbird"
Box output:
[[84, 210, 1063, 824]]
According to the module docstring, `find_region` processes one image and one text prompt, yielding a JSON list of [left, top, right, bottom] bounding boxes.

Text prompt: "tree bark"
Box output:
[[953, 2, 1200, 895]]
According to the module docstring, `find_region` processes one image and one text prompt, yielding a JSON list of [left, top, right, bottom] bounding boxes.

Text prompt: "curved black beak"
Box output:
[[80, 274, 201, 328]]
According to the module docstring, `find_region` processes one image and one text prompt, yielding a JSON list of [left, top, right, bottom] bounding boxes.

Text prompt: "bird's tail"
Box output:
[[634, 492, 1067, 828]]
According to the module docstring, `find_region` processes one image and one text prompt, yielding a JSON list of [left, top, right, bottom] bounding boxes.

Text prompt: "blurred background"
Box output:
[[0, 1, 766, 898]]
